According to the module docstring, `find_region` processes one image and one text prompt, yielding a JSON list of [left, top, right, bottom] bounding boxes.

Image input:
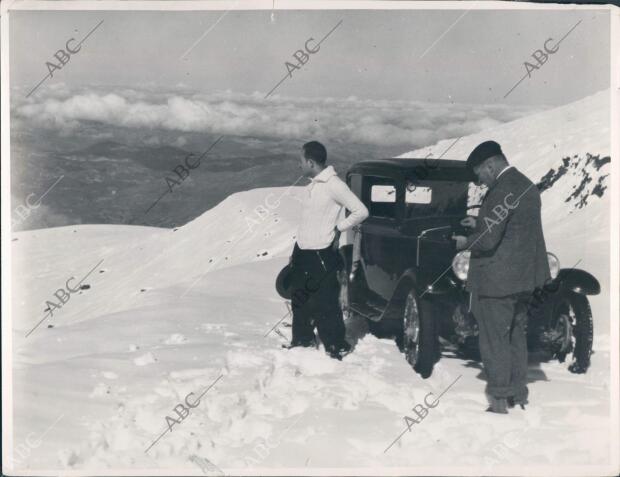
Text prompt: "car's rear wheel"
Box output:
[[401, 289, 437, 378]]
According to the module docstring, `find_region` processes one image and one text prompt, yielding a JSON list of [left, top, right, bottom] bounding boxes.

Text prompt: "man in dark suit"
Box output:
[[453, 141, 550, 414]]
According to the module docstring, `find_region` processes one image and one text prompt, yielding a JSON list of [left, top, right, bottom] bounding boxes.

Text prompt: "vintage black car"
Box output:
[[338, 158, 599, 378]]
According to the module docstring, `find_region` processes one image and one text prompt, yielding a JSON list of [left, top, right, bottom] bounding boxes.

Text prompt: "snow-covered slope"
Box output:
[[8, 90, 614, 475]]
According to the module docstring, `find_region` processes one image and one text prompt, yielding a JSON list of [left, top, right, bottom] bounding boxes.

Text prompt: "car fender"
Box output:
[[555, 268, 601, 296], [527, 268, 599, 318], [527, 268, 599, 340], [379, 269, 420, 321]]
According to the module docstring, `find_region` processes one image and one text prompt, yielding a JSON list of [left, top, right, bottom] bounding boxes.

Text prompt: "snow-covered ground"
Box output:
[[7, 89, 616, 475]]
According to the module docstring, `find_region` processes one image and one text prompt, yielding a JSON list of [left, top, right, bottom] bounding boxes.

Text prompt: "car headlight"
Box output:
[[547, 252, 560, 279], [452, 250, 471, 281]]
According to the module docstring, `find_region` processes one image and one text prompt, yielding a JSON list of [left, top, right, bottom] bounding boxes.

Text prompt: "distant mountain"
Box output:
[[70, 141, 196, 171], [10, 131, 397, 230], [537, 153, 610, 211], [77, 140, 136, 156]]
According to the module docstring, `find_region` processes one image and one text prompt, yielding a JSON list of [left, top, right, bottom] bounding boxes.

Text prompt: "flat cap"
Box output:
[[466, 140, 503, 170]]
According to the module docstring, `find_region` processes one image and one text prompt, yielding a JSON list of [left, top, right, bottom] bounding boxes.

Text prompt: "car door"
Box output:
[[354, 174, 412, 301]]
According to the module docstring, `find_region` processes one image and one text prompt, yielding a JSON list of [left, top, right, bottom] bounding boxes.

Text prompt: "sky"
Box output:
[[8, 6, 611, 107]]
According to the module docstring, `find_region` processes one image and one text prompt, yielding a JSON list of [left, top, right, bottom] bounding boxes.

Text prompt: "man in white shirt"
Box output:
[[288, 141, 369, 360]]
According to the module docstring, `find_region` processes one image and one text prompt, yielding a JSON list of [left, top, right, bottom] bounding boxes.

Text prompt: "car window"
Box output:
[[405, 184, 432, 204], [405, 180, 468, 218], [349, 173, 363, 200], [371, 184, 396, 202], [365, 177, 397, 218], [467, 182, 487, 216]]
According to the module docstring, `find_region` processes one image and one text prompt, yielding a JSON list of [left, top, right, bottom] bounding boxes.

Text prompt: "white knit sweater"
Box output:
[[296, 166, 369, 250]]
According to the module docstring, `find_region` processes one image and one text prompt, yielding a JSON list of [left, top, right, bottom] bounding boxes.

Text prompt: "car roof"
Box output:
[[347, 158, 476, 182]]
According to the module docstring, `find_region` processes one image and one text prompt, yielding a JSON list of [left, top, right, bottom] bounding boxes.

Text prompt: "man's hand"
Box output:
[[452, 235, 468, 251], [460, 216, 477, 228]]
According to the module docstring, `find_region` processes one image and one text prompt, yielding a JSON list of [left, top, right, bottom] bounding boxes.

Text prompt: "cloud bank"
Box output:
[[13, 85, 542, 148]]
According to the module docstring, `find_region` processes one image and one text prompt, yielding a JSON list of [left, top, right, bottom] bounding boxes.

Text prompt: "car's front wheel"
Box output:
[[543, 291, 593, 373], [401, 289, 438, 378]]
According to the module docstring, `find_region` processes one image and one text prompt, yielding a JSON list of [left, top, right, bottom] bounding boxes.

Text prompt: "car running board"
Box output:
[[349, 303, 383, 322]]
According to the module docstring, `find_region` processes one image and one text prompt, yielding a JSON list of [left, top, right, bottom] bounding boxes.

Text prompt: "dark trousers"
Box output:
[[471, 292, 530, 400], [290, 243, 347, 352]]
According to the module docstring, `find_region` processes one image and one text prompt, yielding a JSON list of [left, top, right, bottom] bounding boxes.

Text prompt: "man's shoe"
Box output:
[[326, 342, 352, 361], [507, 396, 528, 410], [283, 338, 317, 349], [485, 396, 509, 414]]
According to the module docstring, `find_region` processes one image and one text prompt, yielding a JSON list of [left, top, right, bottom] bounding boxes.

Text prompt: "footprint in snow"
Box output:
[[134, 352, 156, 366], [89, 382, 110, 398], [163, 333, 187, 345]]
